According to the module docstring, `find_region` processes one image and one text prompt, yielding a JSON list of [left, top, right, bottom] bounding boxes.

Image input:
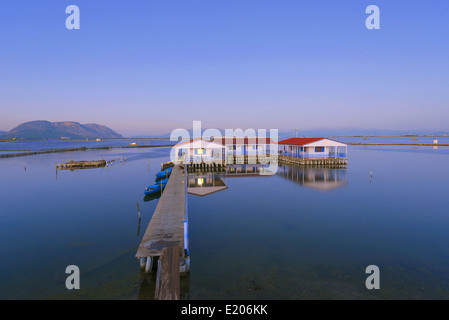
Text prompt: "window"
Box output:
[[196, 148, 204, 155], [315, 147, 324, 152]]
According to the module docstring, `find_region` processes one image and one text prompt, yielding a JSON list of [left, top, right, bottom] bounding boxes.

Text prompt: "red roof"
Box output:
[[212, 137, 275, 145], [278, 137, 325, 146]]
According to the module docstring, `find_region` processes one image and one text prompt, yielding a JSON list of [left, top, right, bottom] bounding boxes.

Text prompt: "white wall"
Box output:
[[280, 138, 348, 159]]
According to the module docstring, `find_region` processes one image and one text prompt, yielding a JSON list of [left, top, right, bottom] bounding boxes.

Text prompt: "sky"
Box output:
[[0, 0, 448, 136]]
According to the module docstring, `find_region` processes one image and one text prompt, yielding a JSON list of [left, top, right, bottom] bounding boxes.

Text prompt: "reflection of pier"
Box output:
[[278, 164, 347, 191]]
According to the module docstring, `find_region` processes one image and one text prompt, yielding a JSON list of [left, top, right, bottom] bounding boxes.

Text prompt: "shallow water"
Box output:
[[340, 136, 449, 145], [0, 139, 175, 155], [0, 143, 448, 299]]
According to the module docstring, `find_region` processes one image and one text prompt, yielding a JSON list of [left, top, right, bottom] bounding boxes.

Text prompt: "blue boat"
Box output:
[[144, 178, 168, 195], [155, 167, 172, 180]]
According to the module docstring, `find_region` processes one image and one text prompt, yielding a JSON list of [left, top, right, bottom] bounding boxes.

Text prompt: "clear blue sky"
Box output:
[[1, 0, 448, 136]]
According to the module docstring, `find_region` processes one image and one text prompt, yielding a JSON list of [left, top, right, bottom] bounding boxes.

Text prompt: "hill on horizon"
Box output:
[[0, 121, 123, 140]]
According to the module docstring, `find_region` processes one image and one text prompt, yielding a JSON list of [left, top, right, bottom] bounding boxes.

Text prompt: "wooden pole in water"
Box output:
[[136, 202, 141, 218], [137, 217, 141, 236]]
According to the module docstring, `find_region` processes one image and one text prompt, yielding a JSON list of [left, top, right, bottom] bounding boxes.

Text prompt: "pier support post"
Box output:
[[184, 256, 190, 272], [140, 257, 147, 271], [145, 256, 153, 274]]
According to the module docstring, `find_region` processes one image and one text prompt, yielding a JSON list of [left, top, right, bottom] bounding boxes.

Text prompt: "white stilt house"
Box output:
[[278, 138, 348, 159], [173, 139, 225, 164], [211, 137, 275, 156]]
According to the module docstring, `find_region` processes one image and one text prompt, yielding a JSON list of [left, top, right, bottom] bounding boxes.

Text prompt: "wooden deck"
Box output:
[[154, 246, 181, 300], [56, 160, 108, 169], [136, 164, 186, 259], [279, 155, 347, 167]]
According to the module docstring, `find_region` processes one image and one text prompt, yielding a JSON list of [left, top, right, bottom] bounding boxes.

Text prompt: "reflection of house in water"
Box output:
[[278, 164, 347, 191], [187, 172, 228, 197], [226, 164, 274, 177], [187, 164, 274, 197]]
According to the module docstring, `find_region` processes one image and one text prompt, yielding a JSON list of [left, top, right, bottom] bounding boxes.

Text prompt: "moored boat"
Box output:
[[144, 178, 168, 195], [155, 166, 173, 179]]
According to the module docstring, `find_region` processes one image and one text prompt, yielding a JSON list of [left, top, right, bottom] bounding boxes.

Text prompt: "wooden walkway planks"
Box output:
[[56, 160, 108, 169], [154, 246, 181, 300], [136, 164, 186, 258]]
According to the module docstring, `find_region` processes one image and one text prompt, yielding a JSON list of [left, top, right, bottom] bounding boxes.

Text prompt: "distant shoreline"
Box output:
[[346, 142, 449, 147], [0, 144, 174, 159], [1, 134, 448, 142], [1, 135, 449, 159], [0, 137, 172, 142], [332, 135, 448, 138]]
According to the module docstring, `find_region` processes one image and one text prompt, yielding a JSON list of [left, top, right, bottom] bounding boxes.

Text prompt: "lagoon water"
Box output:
[[0, 140, 449, 299], [0, 138, 175, 155]]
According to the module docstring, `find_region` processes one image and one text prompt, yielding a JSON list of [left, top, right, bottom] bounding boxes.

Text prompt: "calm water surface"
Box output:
[[0, 139, 175, 154], [0, 142, 449, 299]]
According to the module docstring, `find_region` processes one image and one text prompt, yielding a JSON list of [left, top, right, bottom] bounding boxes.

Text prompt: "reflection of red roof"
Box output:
[[212, 137, 275, 145], [278, 137, 325, 145]]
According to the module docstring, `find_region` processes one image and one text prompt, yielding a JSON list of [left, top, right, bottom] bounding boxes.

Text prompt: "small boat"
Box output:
[[144, 178, 168, 195], [155, 167, 173, 179]]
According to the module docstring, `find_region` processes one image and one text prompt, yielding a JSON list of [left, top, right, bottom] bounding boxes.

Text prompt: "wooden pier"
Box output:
[[279, 155, 347, 168], [56, 160, 109, 169], [187, 162, 226, 173], [136, 164, 189, 300]]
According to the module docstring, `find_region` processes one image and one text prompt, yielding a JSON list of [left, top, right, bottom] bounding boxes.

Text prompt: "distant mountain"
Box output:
[[0, 121, 123, 139]]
